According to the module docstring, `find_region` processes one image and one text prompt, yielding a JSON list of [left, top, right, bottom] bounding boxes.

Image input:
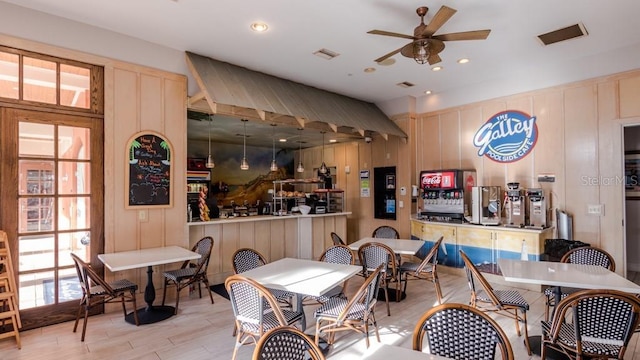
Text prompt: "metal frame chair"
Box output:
[[225, 274, 304, 360], [413, 302, 514, 360], [304, 244, 355, 305], [358, 242, 400, 316], [459, 250, 531, 355], [330, 232, 345, 246], [314, 264, 384, 348], [161, 236, 214, 314], [70, 253, 139, 341], [231, 248, 294, 306], [253, 326, 326, 360], [372, 225, 400, 239], [399, 236, 444, 304], [544, 246, 616, 321], [541, 289, 640, 360]]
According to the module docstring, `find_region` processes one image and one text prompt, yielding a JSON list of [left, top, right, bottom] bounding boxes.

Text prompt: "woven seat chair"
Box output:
[[304, 244, 354, 305], [314, 264, 384, 348], [372, 225, 400, 239], [460, 250, 531, 355], [232, 248, 294, 306], [358, 242, 400, 316], [413, 303, 514, 360], [161, 236, 214, 314], [330, 232, 345, 246], [399, 236, 444, 304], [226, 274, 304, 360], [70, 253, 139, 341], [541, 289, 640, 360], [253, 326, 326, 360], [543, 246, 615, 321]]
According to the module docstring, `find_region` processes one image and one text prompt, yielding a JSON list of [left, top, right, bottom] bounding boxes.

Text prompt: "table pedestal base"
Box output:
[[125, 305, 175, 325], [528, 335, 570, 360]]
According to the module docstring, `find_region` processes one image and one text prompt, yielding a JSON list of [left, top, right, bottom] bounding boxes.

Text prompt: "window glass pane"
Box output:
[[57, 268, 82, 303], [18, 234, 55, 272], [58, 162, 90, 195], [60, 64, 90, 109], [58, 196, 90, 231], [19, 197, 54, 232], [19, 122, 55, 158], [60, 231, 90, 268], [19, 162, 55, 195], [23, 56, 56, 104], [19, 270, 54, 309], [0, 51, 19, 99], [59, 126, 90, 160]]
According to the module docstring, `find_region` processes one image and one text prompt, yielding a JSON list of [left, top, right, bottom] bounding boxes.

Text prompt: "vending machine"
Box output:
[[419, 169, 476, 223]]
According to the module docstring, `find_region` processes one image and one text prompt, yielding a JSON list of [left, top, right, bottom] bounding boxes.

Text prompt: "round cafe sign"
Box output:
[[473, 110, 538, 163]]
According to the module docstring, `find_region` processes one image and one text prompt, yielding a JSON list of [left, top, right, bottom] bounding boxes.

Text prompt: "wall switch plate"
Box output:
[[138, 210, 148, 222], [587, 204, 603, 216], [399, 200, 404, 208]]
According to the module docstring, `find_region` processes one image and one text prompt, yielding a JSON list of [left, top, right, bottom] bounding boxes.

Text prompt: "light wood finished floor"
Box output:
[[3, 267, 640, 360]]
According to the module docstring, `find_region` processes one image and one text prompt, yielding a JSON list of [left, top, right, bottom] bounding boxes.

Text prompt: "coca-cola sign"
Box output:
[[473, 110, 538, 163], [421, 171, 455, 189]]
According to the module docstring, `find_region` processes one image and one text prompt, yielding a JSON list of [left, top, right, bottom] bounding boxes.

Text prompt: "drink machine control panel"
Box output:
[[419, 169, 476, 223]]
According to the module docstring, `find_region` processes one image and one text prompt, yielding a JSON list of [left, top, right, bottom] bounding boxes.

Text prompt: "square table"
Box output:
[[348, 237, 425, 255], [363, 343, 452, 360], [98, 245, 201, 324], [240, 257, 361, 330]]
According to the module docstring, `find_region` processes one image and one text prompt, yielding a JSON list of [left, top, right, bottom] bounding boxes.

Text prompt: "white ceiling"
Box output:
[[4, 0, 640, 146]]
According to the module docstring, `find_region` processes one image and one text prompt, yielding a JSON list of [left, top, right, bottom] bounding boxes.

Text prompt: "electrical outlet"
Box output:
[[138, 210, 148, 222], [587, 204, 603, 216]]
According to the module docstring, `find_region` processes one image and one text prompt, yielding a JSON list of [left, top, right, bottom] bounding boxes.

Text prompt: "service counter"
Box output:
[[189, 212, 350, 284]]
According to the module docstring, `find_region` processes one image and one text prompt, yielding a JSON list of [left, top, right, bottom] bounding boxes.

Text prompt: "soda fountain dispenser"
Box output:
[[419, 169, 476, 223]]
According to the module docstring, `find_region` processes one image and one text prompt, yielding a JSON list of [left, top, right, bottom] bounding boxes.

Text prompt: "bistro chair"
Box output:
[[314, 264, 384, 348], [543, 246, 616, 321], [225, 274, 304, 360], [330, 232, 345, 246], [372, 225, 400, 239], [541, 289, 640, 360], [232, 248, 294, 307], [253, 326, 326, 360], [358, 242, 400, 316], [459, 249, 531, 355], [161, 236, 214, 314], [413, 302, 514, 360], [304, 244, 354, 305], [399, 236, 444, 304], [70, 253, 139, 342]]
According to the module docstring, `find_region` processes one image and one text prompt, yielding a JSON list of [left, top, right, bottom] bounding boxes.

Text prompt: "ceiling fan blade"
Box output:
[[374, 46, 404, 63], [367, 30, 415, 40], [422, 5, 457, 37], [428, 53, 442, 65], [433, 30, 491, 41]]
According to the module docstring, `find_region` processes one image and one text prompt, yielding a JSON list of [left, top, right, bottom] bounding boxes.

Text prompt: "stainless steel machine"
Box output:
[[419, 169, 476, 223], [526, 188, 548, 229], [505, 182, 526, 228], [470, 186, 501, 225]]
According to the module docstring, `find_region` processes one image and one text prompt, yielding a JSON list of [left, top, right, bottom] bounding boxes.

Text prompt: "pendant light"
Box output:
[[296, 128, 304, 173], [319, 131, 328, 174], [270, 124, 278, 172], [205, 114, 215, 169], [240, 119, 249, 170]]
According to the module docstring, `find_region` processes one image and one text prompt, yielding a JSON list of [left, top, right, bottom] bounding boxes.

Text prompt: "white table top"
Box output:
[[363, 343, 451, 360], [240, 257, 361, 297], [498, 258, 640, 293], [348, 237, 425, 255], [98, 246, 201, 272]]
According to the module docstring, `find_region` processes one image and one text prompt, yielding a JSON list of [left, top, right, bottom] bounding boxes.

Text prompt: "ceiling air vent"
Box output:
[[537, 23, 588, 46], [313, 48, 340, 60], [396, 81, 415, 88]]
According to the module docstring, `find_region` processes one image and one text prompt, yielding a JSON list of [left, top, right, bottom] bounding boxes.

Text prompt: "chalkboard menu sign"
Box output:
[[125, 131, 173, 208]]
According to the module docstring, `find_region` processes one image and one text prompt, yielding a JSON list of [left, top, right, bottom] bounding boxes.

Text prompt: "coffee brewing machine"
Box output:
[[505, 182, 526, 228], [525, 188, 548, 229], [470, 186, 502, 225], [419, 169, 476, 223]]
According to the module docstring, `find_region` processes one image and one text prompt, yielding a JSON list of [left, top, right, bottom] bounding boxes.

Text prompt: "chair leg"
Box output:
[[161, 278, 169, 306], [203, 278, 214, 304], [130, 290, 140, 326], [174, 285, 182, 315], [521, 309, 531, 355], [81, 305, 90, 342], [433, 274, 443, 304], [381, 282, 390, 316], [72, 298, 85, 334]]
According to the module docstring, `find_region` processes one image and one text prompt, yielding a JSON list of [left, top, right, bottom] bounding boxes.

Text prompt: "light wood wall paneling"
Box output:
[[418, 114, 441, 170], [505, 97, 534, 187], [344, 141, 359, 243], [254, 221, 272, 261], [460, 107, 483, 172], [238, 222, 255, 250], [480, 101, 507, 186], [221, 223, 240, 273], [269, 219, 285, 261], [396, 117, 412, 238], [284, 218, 298, 259], [620, 76, 640, 118], [440, 112, 461, 169]]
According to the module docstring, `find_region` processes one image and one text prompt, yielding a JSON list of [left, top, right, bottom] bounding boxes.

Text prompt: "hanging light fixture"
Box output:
[[412, 40, 430, 64], [270, 124, 278, 172], [296, 128, 304, 173], [205, 114, 215, 169], [240, 119, 249, 170], [319, 131, 328, 174]]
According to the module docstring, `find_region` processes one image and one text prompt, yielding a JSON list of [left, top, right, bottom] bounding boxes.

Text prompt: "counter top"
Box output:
[[188, 212, 352, 226], [411, 215, 554, 234]]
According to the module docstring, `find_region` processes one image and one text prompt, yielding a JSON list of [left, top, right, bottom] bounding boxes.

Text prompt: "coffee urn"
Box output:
[[525, 188, 548, 229], [505, 182, 526, 228]]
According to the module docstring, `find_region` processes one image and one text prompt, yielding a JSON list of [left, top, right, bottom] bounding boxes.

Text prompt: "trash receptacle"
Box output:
[[543, 238, 589, 262], [556, 209, 573, 240]]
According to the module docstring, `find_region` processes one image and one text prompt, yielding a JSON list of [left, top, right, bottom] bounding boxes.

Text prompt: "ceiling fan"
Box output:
[[368, 5, 491, 65]]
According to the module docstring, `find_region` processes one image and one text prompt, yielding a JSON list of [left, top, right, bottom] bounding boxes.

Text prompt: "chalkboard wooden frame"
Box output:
[[125, 131, 173, 208]]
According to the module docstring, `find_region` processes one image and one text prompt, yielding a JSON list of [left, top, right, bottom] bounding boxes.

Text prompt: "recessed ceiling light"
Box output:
[[457, 58, 470, 64], [279, 138, 287, 142], [250, 22, 269, 32], [424, 90, 432, 95], [431, 66, 443, 71], [364, 67, 376, 73], [329, 139, 337, 143]]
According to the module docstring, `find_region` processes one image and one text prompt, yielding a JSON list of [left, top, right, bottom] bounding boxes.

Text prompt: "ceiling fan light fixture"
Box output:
[[431, 66, 443, 71], [250, 22, 268, 32], [457, 58, 470, 64], [413, 40, 430, 64]]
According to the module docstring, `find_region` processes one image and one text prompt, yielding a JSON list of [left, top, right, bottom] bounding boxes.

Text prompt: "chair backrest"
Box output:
[[413, 303, 514, 360], [459, 250, 501, 307], [319, 244, 354, 265], [334, 264, 384, 323], [372, 225, 400, 239], [253, 326, 326, 360], [358, 242, 397, 276], [225, 274, 288, 329], [232, 248, 267, 274], [330, 232, 345, 246], [70, 253, 115, 296], [186, 236, 214, 274], [413, 236, 444, 274], [547, 289, 640, 358], [560, 246, 616, 271]]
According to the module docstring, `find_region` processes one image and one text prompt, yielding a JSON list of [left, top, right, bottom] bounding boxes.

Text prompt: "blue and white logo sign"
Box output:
[[473, 110, 538, 163]]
